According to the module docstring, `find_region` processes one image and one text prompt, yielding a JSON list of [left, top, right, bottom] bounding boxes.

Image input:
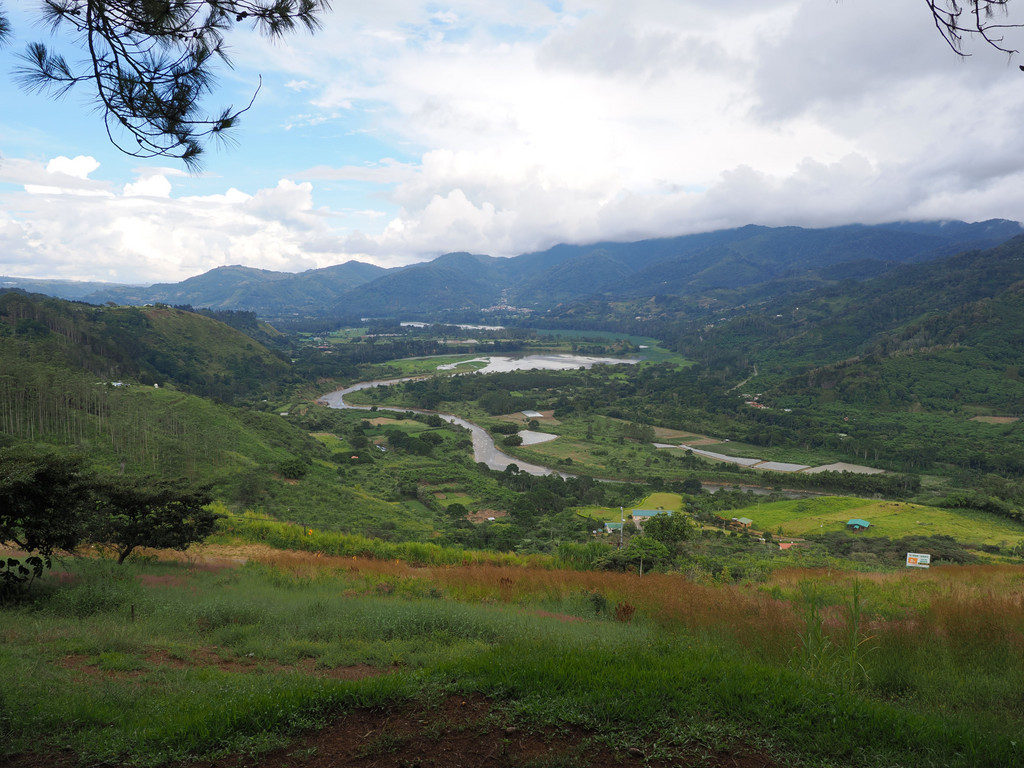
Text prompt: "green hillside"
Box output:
[[0, 291, 292, 402]]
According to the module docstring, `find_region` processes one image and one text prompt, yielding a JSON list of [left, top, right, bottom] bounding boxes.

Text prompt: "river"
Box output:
[[320, 378, 562, 476], [320, 354, 640, 476], [319, 354, 829, 493]]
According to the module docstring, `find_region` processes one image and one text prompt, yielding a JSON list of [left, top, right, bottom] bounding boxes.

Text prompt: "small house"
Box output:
[[732, 517, 753, 529], [846, 518, 870, 531]]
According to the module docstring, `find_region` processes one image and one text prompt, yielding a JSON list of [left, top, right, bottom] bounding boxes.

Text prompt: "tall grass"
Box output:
[[214, 512, 550, 567], [3, 545, 1024, 765]]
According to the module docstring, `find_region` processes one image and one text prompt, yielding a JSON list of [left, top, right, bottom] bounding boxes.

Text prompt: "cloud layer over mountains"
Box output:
[[2, 1, 1023, 284]]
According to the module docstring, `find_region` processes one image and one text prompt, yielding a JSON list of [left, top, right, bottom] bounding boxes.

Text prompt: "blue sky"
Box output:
[[2, 0, 1024, 285]]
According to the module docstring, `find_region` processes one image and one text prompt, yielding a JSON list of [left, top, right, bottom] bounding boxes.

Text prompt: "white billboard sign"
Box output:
[[906, 552, 931, 568]]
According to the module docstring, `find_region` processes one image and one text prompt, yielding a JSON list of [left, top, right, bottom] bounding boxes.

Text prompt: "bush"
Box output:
[[277, 458, 310, 480]]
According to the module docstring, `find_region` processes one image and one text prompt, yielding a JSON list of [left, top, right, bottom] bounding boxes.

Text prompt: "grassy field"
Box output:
[[362, 354, 491, 377], [2, 531, 1023, 768], [578, 493, 686, 522], [726, 496, 1024, 545]]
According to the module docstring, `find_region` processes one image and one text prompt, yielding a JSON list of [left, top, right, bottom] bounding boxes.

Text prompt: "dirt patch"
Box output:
[[365, 416, 418, 426], [180, 695, 780, 768], [55, 648, 395, 682], [150, 648, 393, 680], [971, 415, 1019, 424], [467, 509, 507, 523], [652, 426, 702, 440], [802, 462, 885, 475]]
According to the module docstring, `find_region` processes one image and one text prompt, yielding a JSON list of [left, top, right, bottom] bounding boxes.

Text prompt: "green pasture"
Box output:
[[359, 415, 433, 433], [575, 493, 684, 522], [731, 496, 1024, 545], [3, 548, 1024, 767], [324, 327, 369, 341], [362, 354, 490, 377], [636, 491, 684, 510]]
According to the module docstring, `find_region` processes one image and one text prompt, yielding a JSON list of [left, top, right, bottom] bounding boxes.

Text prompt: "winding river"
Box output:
[[320, 354, 640, 477], [319, 355, 837, 497]]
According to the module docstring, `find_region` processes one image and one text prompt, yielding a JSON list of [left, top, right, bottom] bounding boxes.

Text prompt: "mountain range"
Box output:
[[3, 219, 1021, 320]]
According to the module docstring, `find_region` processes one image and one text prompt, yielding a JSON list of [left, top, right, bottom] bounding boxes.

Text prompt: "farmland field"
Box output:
[[729, 496, 1024, 544]]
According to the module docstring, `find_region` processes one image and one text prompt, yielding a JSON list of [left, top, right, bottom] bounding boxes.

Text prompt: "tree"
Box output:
[[928, 1, 1024, 58], [0, 1, 330, 168], [89, 477, 217, 564], [0, 447, 93, 595], [445, 502, 468, 520], [595, 536, 669, 573], [643, 512, 694, 546], [277, 456, 310, 480]]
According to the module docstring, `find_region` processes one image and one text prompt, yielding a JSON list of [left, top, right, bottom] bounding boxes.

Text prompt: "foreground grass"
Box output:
[[1, 550, 1022, 767]]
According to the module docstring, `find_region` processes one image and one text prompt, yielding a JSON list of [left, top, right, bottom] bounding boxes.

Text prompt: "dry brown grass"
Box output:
[[141, 543, 1024, 665]]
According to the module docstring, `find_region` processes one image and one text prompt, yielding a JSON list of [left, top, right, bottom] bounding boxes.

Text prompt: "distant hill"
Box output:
[[0, 290, 292, 402], [0, 276, 134, 301], [86, 261, 387, 316], [0, 290, 334, 509], [9, 219, 1019, 319], [513, 220, 1024, 303]]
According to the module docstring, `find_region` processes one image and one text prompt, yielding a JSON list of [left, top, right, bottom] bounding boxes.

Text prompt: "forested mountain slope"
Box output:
[[85, 260, 388, 316], [61, 220, 1023, 319], [681, 235, 1024, 418], [0, 290, 342, 514], [0, 290, 293, 402]]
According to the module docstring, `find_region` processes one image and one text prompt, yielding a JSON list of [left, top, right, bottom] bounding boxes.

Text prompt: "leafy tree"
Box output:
[[1, 1, 330, 168], [479, 390, 516, 415], [277, 457, 310, 480], [0, 447, 93, 594], [89, 478, 217, 564], [445, 502, 468, 520], [643, 512, 694, 546], [680, 476, 703, 495], [596, 537, 669, 573]]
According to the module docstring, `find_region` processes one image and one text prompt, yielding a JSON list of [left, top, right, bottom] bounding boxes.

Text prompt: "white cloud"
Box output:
[[3, 1, 1024, 284], [124, 174, 173, 198], [46, 155, 100, 179], [0, 164, 350, 283]]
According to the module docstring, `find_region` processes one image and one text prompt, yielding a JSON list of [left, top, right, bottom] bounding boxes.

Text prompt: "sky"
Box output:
[[2, 0, 1024, 285]]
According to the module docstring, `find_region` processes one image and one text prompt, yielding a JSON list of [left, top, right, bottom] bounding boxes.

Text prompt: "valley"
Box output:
[[3, 223, 1024, 767]]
